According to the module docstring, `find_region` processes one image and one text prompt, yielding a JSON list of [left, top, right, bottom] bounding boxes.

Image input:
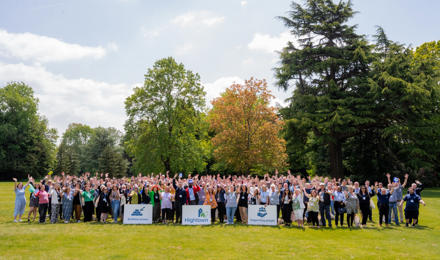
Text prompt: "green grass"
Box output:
[[0, 182, 439, 259]]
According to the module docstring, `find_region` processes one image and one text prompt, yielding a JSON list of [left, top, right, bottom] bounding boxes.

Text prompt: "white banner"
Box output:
[[123, 204, 153, 224], [248, 205, 277, 226], [182, 205, 211, 225]]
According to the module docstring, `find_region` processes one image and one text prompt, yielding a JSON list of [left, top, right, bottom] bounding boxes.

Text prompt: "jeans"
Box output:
[[319, 203, 332, 227], [226, 207, 237, 224], [330, 200, 335, 215], [111, 200, 120, 222], [388, 202, 399, 225]]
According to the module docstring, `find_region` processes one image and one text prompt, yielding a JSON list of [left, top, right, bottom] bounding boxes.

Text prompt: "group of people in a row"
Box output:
[[12, 171, 426, 228]]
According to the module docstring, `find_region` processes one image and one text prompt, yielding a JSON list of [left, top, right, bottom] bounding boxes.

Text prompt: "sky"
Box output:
[[0, 0, 439, 138]]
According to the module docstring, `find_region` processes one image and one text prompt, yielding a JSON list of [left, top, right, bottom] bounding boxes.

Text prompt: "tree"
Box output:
[[125, 57, 208, 174], [55, 123, 93, 175], [276, 0, 375, 177], [209, 78, 287, 175], [0, 82, 57, 180]]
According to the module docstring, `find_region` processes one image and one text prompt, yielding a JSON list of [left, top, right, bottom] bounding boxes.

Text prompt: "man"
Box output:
[[185, 179, 200, 205], [333, 185, 346, 227], [386, 173, 408, 223], [400, 187, 426, 227], [318, 183, 332, 227], [173, 176, 187, 223]]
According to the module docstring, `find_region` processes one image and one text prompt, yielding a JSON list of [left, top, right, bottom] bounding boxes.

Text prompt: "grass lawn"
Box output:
[[0, 182, 439, 259]]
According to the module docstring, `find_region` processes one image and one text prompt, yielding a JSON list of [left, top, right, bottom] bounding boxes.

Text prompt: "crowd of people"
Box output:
[[12, 171, 426, 228]]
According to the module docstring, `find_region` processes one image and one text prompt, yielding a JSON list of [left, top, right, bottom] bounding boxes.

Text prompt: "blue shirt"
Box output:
[[403, 193, 421, 211], [188, 187, 195, 201], [377, 192, 390, 206], [333, 191, 345, 202]]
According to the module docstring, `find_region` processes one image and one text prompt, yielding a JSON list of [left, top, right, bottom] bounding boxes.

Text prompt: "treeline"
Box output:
[[1, 0, 439, 186]]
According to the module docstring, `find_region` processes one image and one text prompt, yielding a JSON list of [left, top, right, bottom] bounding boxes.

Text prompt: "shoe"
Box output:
[[19, 219, 22, 222], [27, 218, 30, 222], [77, 220, 81, 223], [64, 221, 68, 224], [13, 220, 17, 223]]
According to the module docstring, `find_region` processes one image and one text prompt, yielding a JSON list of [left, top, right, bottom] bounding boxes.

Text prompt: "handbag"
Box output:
[[354, 215, 360, 227], [369, 199, 375, 209]]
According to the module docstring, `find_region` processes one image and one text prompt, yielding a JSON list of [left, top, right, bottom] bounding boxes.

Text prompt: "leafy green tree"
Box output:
[[125, 57, 208, 174], [55, 123, 93, 175], [0, 82, 57, 180], [276, 0, 375, 177]]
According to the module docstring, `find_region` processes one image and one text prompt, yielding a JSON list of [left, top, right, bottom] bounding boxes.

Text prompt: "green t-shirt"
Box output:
[[130, 190, 139, 204], [82, 190, 94, 202]]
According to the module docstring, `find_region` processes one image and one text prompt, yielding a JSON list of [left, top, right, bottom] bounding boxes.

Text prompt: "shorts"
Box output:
[[29, 196, 39, 207], [405, 210, 419, 219]]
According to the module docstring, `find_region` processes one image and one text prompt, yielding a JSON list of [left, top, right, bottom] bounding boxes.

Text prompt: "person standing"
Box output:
[[173, 177, 186, 224], [185, 179, 200, 205], [333, 186, 346, 227], [81, 183, 95, 222], [12, 177, 30, 222], [400, 187, 426, 227], [35, 183, 49, 223], [152, 186, 161, 223], [345, 187, 359, 228], [318, 183, 332, 228], [357, 185, 373, 227], [304, 189, 319, 227], [204, 186, 218, 223], [387, 173, 408, 224], [160, 186, 173, 224], [110, 185, 121, 223], [97, 186, 111, 223], [225, 185, 238, 225], [292, 188, 305, 228], [237, 185, 249, 224], [72, 183, 82, 223], [49, 183, 61, 224], [62, 186, 74, 223], [376, 186, 392, 227], [215, 185, 226, 224], [269, 184, 280, 221]]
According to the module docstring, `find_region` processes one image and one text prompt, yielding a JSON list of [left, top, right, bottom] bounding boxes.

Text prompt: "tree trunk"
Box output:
[[329, 139, 344, 178], [163, 157, 171, 173]]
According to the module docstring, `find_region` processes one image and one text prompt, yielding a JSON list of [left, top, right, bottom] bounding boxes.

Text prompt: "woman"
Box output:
[[357, 185, 373, 227], [225, 185, 238, 224], [128, 185, 140, 205], [27, 182, 39, 222], [345, 186, 359, 228], [160, 186, 173, 224], [62, 186, 74, 223], [152, 186, 161, 223], [249, 188, 260, 205], [304, 189, 319, 227], [110, 185, 120, 223], [97, 185, 111, 223], [49, 183, 61, 223], [35, 183, 49, 223], [215, 185, 226, 224], [72, 183, 82, 223], [237, 185, 249, 224], [292, 188, 305, 228], [12, 177, 29, 222], [204, 186, 218, 223], [81, 183, 95, 222], [281, 186, 292, 226]]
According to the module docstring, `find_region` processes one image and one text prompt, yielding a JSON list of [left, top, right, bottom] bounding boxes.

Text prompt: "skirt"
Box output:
[[29, 196, 39, 207], [293, 209, 304, 221]]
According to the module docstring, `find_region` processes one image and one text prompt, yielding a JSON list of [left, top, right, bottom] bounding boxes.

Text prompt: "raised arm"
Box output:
[[12, 178, 17, 191], [386, 173, 391, 185], [402, 174, 409, 188]]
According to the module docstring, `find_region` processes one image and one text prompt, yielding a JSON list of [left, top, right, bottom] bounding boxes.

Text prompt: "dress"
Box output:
[[345, 193, 359, 214], [292, 194, 305, 221], [62, 191, 74, 222], [14, 185, 27, 217]]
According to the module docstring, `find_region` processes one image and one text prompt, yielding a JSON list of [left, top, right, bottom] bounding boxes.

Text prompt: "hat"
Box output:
[[188, 179, 194, 184], [320, 183, 325, 186], [393, 177, 399, 183]]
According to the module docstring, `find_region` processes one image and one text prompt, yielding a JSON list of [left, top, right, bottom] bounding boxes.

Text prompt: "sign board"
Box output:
[[123, 204, 153, 224], [248, 205, 277, 226], [182, 205, 211, 225]]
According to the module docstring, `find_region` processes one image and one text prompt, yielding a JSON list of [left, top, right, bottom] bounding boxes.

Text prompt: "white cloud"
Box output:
[[171, 11, 225, 28], [241, 1, 248, 7], [0, 29, 116, 63], [248, 31, 296, 54], [203, 76, 244, 105], [0, 62, 137, 135]]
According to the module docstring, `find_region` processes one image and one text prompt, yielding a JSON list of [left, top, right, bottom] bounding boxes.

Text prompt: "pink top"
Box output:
[[36, 190, 49, 204]]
